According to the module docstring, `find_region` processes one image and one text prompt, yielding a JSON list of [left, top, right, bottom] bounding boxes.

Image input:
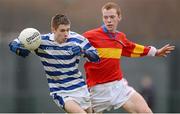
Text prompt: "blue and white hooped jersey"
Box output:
[[34, 31, 97, 94]]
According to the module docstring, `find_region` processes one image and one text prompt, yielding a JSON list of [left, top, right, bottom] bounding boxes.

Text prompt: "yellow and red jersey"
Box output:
[[83, 26, 156, 87]]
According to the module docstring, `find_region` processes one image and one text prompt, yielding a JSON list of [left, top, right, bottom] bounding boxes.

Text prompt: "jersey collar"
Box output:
[[101, 25, 118, 39], [49, 33, 55, 41]]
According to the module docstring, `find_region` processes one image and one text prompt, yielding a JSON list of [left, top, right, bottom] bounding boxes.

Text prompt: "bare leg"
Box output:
[[64, 100, 87, 113], [122, 91, 152, 113]]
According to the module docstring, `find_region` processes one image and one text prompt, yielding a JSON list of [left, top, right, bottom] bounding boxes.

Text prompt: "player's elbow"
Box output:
[[90, 55, 100, 62], [84, 50, 100, 62]]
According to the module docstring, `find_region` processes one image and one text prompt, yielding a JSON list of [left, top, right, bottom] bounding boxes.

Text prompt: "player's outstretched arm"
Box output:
[[155, 44, 175, 57], [9, 39, 30, 58]]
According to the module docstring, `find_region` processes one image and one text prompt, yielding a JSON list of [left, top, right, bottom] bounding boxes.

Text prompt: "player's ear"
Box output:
[[51, 27, 55, 33], [118, 15, 122, 22]]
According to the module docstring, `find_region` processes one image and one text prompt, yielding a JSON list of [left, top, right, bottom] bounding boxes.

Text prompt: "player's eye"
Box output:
[[110, 15, 115, 19], [60, 29, 65, 32], [104, 16, 108, 20], [66, 28, 70, 32], [60, 29, 70, 32]]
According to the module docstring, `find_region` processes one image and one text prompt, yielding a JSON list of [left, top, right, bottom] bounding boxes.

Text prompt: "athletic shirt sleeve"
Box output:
[[121, 34, 157, 57]]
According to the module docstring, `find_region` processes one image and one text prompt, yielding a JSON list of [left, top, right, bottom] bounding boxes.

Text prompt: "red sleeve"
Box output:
[[121, 34, 151, 57]]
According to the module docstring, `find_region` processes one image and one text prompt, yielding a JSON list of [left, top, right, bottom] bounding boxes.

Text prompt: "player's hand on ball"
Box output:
[[9, 41, 30, 58], [18, 28, 41, 51]]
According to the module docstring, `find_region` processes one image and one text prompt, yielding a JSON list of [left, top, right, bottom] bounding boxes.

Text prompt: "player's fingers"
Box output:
[[168, 46, 175, 50], [165, 51, 171, 54], [163, 45, 175, 51], [159, 44, 169, 51], [166, 47, 175, 51], [163, 44, 170, 48], [160, 53, 167, 57]]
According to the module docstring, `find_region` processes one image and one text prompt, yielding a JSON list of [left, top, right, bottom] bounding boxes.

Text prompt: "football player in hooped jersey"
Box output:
[[9, 14, 100, 113], [83, 2, 175, 113]]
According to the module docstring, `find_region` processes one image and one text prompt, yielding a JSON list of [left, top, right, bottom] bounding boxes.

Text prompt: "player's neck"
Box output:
[[102, 25, 117, 33]]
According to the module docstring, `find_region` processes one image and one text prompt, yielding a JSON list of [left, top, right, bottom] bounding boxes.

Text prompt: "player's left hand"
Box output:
[[9, 41, 30, 58], [155, 44, 175, 57], [68, 45, 83, 56]]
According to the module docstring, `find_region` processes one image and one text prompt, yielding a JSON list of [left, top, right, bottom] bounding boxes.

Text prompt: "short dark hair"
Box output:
[[102, 2, 121, 16], [51, 14, 71, 30]]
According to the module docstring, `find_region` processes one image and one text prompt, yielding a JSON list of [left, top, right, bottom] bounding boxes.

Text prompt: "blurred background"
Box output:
[[0, 0, 180, 113]]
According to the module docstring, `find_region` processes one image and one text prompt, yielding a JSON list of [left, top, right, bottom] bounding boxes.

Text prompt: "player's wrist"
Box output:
[[147, 46, 157, 56]]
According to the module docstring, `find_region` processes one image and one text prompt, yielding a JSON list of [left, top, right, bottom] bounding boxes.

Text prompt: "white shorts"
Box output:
[[89, 79, 135, 112], [51, 86, 91, 110]]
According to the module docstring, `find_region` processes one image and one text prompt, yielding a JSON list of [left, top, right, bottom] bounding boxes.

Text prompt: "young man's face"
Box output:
[[102, 8, 121, 33], [52, 24, 70, 44]]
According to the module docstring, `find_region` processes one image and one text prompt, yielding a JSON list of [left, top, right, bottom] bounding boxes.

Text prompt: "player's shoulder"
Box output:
[[41, 33, 53, 41], [69, 31, 85, 39], [83, 28, 100, 34], [117, 31, 126, 38], [83, 27, 101, 39], [69, 31, 81, 36], [67, 31, 86, 44]]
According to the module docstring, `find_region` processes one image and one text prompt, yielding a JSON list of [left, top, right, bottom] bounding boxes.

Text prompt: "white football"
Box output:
[[18, 28, 41, 51]]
